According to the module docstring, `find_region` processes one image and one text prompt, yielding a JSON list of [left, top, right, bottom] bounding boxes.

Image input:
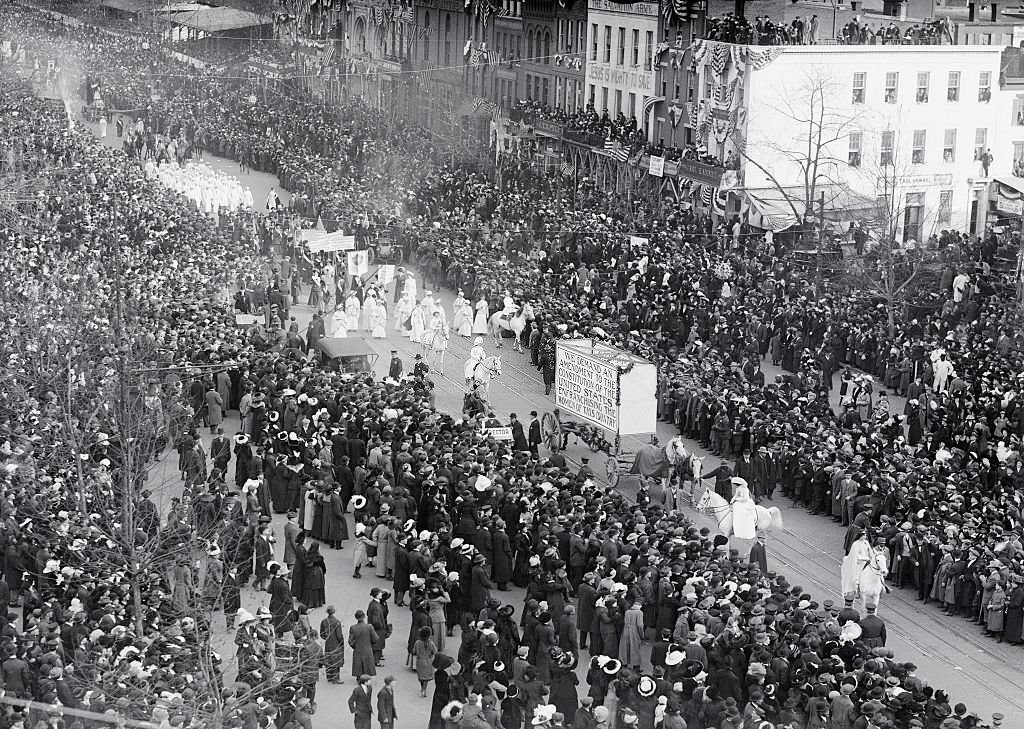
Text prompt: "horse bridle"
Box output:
[[474, 359, 499, 378]]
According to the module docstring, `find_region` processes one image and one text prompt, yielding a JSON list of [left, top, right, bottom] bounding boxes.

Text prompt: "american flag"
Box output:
[[603, 135, 629, 163], [319, 43, 335, 75], [642, 95, 665, 120], [560, 162, 575, 177]]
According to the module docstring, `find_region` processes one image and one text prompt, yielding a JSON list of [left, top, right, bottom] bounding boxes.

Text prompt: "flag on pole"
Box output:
[[560, 162, 575, 177]]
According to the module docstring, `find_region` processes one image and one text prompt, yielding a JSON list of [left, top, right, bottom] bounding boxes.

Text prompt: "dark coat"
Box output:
[[470, 563, 495, 612], [348, 622, 379, 677], [348, 684, 374, 729], [492, 529, 513, 584]]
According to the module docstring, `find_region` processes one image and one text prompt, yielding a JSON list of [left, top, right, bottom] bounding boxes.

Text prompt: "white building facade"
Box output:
[[687, 42, 1005, 238], [584, 0, 658, 129]]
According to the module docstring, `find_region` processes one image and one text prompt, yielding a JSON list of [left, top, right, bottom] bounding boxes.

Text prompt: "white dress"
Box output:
[[410, 306, 426, 343], [371, 301, 388, 339], [395, 295, 413, 334], [331, 308, 348, 337], [473, 299, 489, 335], [344, 295, 361, 331]]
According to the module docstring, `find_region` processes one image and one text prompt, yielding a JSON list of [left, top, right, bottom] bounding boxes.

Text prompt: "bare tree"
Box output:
[[844, 127, 939, 337]]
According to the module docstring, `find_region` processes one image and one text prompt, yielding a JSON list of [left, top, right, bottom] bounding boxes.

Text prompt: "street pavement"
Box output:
[[75, 124, 1024, 722]]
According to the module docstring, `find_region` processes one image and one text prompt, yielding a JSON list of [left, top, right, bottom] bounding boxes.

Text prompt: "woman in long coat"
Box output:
[[987, 581, 1007, 638], [374, 519, 392, 578], [301, 542, 327, 609], [491, 523, 513, 588], [548, 652, 579, 722], [429, 655, 456, 729], [323, 486, 348, 549], [1003, 575, 1024, 644], [618, 601, 644, 670]]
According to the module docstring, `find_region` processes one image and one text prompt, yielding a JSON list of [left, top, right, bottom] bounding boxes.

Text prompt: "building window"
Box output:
[[979, 71, 992, 102], [525, 73, 532, 99], [1014, 96, 1024, 125], [615, 89, 622, 116], [632, 29, 639, 66], [881, 130, 894, 165], [703, 67, 712, 99], [884, 72, 898, 103], [975, 127, 988, 159], [656, 118, 664, 145], [591, 24, 598, 61], [947, 71, 960, 101], [848, 131, 862, 167], [603, 25, 611, 63], [937, 190, 953, 225], [916, 72, 929, 103], [912, 129, 926, 164], [943, 129, 956, 162], [1015, 141, 1024, 163], [542, 77, 549, 105], [588, 84, 595, 105], [628, 92, 636, 120], [527, 29, 534, 60], [645, 31, 653, 70], [601, 86, 609, 113], [852, 72, 865, 104], [544, 31, 551, 62], [617, 27, 625, 65]]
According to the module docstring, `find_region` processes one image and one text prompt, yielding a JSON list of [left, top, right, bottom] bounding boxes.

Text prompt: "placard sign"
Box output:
[[555, 346, 619, 432], [481, 426, 513, 441]]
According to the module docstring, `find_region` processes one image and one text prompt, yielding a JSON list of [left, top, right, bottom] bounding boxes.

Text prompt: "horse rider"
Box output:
[[466, 337, 487, 384], [729, 477, 759, 540], [500, 291, 516, 318]]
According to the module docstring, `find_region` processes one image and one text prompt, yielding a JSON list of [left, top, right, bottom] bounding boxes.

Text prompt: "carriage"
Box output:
[[366, 235, 404, 266]]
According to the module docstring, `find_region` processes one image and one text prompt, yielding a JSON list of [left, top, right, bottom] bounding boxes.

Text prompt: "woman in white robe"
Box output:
[[410, 302, 427, 344], [403, 275, 417, 302], [452, 291, 472, 337], [330, 306, 348, 337], [360, 291, 376, 332], [344, 292, 361, 331], [840, 532, 872, 600], [473, 296, 489, 335], [395, 292, 413, 335], [370, 299, 388, 339]]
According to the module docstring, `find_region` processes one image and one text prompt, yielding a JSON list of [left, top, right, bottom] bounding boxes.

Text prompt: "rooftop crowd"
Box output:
[[0, 5, 1017, 729]]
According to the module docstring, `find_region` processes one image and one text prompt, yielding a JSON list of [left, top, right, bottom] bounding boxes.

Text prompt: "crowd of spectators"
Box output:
[[0, 6, 1016, 729]]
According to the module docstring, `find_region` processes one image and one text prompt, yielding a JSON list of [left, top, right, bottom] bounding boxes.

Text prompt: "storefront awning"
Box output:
[[744, 189, 800, 232], [994, 175, 1024, 196]]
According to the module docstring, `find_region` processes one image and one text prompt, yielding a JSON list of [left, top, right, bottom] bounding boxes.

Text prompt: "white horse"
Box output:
[[842, 538, 890, 612], [488, 307, 528, 351], [696, 486, 785, 539], [464, 355, 502, 394]]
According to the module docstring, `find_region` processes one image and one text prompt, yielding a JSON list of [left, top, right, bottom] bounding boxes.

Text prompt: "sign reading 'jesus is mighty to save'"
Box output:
[[555, 346, 619, 432]]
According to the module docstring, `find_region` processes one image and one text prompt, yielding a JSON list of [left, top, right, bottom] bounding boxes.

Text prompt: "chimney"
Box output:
[[991, 2, 999, 21], [968, 2, 976, 20]]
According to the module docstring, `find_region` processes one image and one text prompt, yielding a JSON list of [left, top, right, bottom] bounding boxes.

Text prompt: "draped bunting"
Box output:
[[700, 184, 714, 206]]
